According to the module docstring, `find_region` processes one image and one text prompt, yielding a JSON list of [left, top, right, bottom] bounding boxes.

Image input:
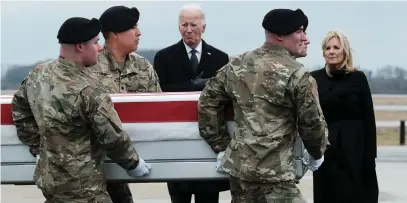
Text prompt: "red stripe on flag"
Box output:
[[1, 101, 199, 125], [115, 101, 199, 123], [1, 104, 13, 125]]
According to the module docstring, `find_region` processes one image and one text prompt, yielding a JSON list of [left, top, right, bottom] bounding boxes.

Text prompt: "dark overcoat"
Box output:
[[153, 39, 230, 194], [310, 68, 379, 203]]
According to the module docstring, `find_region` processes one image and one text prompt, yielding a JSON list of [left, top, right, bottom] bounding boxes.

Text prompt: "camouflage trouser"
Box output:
[[42, 190, 113, 203], [106, 182, 134, 203], [229, 176, 307, 203]]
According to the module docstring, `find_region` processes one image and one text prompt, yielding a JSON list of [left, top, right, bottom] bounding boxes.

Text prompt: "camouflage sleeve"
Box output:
[[11, 77, 40, 155], [292, 71, 329, 160], [198, 67, 232, 153], [143, 58, 162, 92], [80, 86, 140, 170]]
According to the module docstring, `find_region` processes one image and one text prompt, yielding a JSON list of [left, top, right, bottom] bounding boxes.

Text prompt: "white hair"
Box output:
[[178, 3, 206, 24]]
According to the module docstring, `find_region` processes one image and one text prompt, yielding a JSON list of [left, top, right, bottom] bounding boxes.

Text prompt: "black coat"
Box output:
[[153, 39, 229, 92], [153, 39, 230, 194], [310, 68, 379, 203]]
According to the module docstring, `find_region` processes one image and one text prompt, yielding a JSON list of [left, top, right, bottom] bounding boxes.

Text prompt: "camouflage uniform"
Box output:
[[11, 57, 141, 203], [86, 46, 162, 93], [84, 46, 162, 203], [198, 43, 329, 202], [12, 68, 42, 156]]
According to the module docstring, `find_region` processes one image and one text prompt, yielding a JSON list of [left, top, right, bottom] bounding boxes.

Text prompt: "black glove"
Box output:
[[191, 78, 209, 91]]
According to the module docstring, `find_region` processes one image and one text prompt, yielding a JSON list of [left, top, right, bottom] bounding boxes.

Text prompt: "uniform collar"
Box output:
[[102, 44, 134, 71], [58, 56, 85, 70], [261, 43, 297, 60]]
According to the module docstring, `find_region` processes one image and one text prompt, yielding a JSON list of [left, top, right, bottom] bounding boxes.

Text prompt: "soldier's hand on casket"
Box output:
[[307, 155, 324, 171], [126, 158, 152, 177], [215, 151, 228, 174], [36, 155, 40, 164]]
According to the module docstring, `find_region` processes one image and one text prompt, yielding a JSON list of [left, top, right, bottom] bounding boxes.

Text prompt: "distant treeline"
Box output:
[[2, 49, 406, 94]]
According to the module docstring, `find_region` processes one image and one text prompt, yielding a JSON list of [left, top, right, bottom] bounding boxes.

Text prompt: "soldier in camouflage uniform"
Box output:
[[11, 17, 151, 203], [197, 9, 330, 203], [86, 6, 161, 94], [81, 6, 161, 203]]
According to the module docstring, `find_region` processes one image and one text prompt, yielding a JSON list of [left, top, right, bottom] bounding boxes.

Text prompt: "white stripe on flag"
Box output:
[[1, 92, 202, 104], [1, 122, 235, 145]]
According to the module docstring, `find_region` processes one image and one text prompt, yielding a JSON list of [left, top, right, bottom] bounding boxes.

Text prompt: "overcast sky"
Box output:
[[1, 0, 406, 76]]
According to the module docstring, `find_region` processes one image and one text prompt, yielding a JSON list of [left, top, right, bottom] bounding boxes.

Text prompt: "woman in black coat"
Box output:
[[310, 30, 379, 203]]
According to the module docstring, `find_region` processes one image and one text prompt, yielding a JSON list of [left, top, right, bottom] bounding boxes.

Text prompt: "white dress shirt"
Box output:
[[183, 40, 202, 63]]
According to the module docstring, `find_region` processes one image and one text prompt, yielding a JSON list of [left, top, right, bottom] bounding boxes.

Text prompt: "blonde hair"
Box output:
[[321, 30, 356, 72]]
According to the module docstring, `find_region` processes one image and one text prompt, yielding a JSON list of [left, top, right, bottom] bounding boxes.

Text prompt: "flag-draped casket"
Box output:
[[0, 92, 306, 184], [0, 92, 232, 184]]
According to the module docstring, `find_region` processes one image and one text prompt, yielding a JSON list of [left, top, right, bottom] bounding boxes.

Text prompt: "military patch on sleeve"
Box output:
[[100, 95, 123, 131], [311, 84, 319, 100], [308, 77, 319, 100], [307, 76, 324, 116], [99, 96, 112, 114]]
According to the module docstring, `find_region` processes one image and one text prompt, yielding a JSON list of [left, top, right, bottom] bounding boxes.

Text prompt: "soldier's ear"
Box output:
[[76, 43, 84, 52], [275, 34, 285, 42]]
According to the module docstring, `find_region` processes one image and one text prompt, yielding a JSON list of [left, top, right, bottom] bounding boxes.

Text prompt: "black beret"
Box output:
[[262, 9, 308, 35], [57, 17, 101, 44], [99, 6, 140, 33]]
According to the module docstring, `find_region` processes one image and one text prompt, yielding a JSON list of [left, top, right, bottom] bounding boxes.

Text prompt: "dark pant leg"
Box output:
[[167, 182, 193, 203], [106, 182, 134, 203], [194, 192, 220, 203], [190, 179, 228, 203], [170, 193, 193, 203]]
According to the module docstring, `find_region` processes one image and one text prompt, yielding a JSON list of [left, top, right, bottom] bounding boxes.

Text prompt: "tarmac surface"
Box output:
[[1, 146, 407, 203]]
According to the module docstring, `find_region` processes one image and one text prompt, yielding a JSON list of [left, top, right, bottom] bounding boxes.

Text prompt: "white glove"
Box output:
[[126, 158, 152, 177], [215, 151, 227, 174], [308, 155, 324, 171], [36, 155, 40, 164]]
